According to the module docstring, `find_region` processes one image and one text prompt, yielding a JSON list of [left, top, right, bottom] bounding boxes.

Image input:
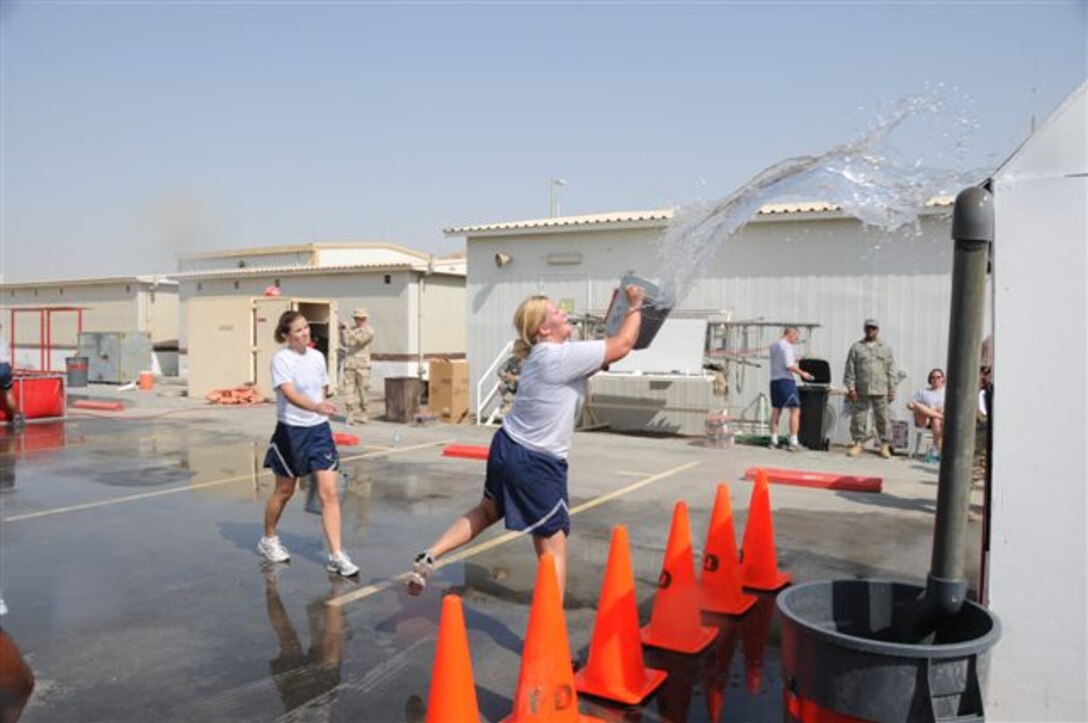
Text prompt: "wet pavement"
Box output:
[[0, 383, 983, 722]]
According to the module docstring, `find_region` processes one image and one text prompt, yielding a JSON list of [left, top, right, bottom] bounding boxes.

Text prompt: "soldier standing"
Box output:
[[844, 318, 897, 458], [339, 308, 374, 425]]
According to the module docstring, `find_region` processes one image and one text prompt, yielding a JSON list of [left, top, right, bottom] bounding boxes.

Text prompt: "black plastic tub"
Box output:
[[778, 580, 1000, 722], [603, 273, 673, 349]]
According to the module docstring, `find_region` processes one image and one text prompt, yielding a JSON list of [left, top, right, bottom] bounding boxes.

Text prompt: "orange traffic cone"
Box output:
[[700, 483, 758, 616], [575, 526, 668, 704], [425, 595, 480, 723], [740, 470, 791, 591], [640, 501, 718, 654], [503, 553, 603, 722]]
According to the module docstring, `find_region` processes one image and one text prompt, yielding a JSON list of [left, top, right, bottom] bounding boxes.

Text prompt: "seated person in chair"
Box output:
[[906, 368, 946, 457]]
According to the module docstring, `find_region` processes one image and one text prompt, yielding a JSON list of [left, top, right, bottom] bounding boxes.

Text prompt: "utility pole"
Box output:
[[549, 178, 567, 217]]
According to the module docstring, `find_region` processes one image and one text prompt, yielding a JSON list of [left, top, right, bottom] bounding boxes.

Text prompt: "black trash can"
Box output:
[[797, 358, 830, 450]]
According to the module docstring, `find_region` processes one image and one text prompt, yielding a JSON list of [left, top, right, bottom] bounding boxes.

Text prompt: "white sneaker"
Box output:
[[326, 551, 360, 577], [406, 551, 435, 595], [258, 536, 291, 563]]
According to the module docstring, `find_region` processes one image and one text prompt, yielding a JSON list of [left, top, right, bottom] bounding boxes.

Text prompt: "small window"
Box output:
[[384, 274, 391, 284], [197, 282, 203, 291], [274, 278, 281, 287], [34, 289, 38, 296], [126, 285, 131, 293], [233, 281, 240, 290], [59, 288, 64, 296]]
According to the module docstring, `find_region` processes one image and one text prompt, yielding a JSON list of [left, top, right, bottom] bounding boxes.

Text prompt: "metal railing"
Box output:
[[475, 340, 513, 426]]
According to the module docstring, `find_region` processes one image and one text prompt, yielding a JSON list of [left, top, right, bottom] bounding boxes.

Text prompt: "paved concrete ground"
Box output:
[[0, 381, 984, 722]]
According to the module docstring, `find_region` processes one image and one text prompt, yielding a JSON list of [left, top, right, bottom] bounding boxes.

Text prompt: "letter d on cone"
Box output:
[[640, 500, 718, 654], [503, 553, 603, 722], [740, 470, 791, 591], [575, 526, 668, 704], [700, 483, 758, 615], [426, 595, 480, 723]]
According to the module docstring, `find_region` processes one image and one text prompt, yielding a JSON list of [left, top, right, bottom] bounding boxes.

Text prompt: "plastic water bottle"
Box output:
[[392, 429, 402, 447]]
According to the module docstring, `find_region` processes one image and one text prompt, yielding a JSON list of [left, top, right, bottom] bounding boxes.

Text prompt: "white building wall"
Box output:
[[421, 274, 467, 357], [316, 247, 426, 267], [987, 84, 1086, 721], [178, 250, 313, 273], [465, 212, 957, 429]]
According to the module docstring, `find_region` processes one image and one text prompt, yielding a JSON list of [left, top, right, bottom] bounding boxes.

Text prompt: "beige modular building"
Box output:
[[0, 275, 179, 374], [175, 243, 466, 396]]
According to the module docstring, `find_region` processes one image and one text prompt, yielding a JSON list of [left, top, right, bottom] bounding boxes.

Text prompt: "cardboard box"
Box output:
[[428, 359, 469, 422]]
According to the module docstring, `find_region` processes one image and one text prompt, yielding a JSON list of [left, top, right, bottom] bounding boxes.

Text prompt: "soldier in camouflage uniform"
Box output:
[[496, 353, 522, 417], [844, 318, 897, 458], [339, 308, 375, 425]]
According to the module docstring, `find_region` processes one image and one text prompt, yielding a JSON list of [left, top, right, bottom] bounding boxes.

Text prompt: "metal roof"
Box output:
[[170, 262, 464, 281], [176, 241, 431, 261], [444, 196, 955, 236], [0, 274, 178, 290]]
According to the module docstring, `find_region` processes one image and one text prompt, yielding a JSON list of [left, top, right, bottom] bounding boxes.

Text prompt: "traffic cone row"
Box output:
[[424, 471, 789, 720]]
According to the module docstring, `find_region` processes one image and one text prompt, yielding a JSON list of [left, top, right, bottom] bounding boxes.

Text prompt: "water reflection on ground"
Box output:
[[579, 594, 782, 723]]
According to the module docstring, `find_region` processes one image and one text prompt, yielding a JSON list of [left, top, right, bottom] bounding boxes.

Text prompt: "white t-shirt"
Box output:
[[769, 338, 797, 381], [911, 387, 945, 411], [0, 335, 10, 365], [271, 346, 329, 427], [502, 339, 607, 460]]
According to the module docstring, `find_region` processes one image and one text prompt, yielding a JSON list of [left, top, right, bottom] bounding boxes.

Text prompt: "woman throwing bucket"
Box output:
[[406, 284, 645, 600], [258, 310, 360, 578]]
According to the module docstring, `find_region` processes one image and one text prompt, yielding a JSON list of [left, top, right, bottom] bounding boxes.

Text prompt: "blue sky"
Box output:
[[1, 1, 1084, 282]]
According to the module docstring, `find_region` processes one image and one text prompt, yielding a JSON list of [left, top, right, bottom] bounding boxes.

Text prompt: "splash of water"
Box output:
[[656, 90, 980, 304]]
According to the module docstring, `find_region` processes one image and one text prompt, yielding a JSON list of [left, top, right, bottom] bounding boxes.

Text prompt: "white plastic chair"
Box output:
[[909, 417, 934, 459]]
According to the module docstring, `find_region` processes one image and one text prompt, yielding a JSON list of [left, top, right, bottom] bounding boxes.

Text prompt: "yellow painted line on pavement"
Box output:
[[3, 439, 454, 523], [327, 459, 700, 609]]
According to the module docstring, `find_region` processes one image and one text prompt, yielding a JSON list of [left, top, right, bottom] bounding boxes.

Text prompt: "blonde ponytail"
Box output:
[[512, 295, 550, 359]]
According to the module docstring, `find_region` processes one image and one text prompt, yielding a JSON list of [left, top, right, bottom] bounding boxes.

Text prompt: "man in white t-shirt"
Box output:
[[768, 326, 813, 451]]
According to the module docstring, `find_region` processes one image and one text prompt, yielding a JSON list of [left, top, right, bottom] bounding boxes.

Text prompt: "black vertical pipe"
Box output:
[[924, 186, 993, 619]]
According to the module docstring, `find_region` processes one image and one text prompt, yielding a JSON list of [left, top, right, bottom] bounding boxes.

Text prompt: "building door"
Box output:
[[186, 297, 255, 399], [253, 297, 293, 400]]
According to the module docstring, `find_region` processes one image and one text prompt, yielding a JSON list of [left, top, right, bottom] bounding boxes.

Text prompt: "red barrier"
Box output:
[[71, 399, 124, 412], [441, 444, 490, 460], [743, 467, 882, 493], [0, 374, 65, 421]]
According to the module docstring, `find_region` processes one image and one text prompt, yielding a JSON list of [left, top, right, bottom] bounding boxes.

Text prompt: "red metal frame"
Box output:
[[9, 306, 85, 373]]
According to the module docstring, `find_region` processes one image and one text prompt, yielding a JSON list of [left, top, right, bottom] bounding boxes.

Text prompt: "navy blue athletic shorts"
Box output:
[[0, 363, 12, 392], [263, 422, 339, 479], [484, 428, 570, 537], [770, 378, 800, 409]]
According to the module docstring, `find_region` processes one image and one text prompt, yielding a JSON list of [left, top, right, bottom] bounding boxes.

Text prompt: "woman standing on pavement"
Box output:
[[258, 311, 359, 578], [406, 284, 645, 601]]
